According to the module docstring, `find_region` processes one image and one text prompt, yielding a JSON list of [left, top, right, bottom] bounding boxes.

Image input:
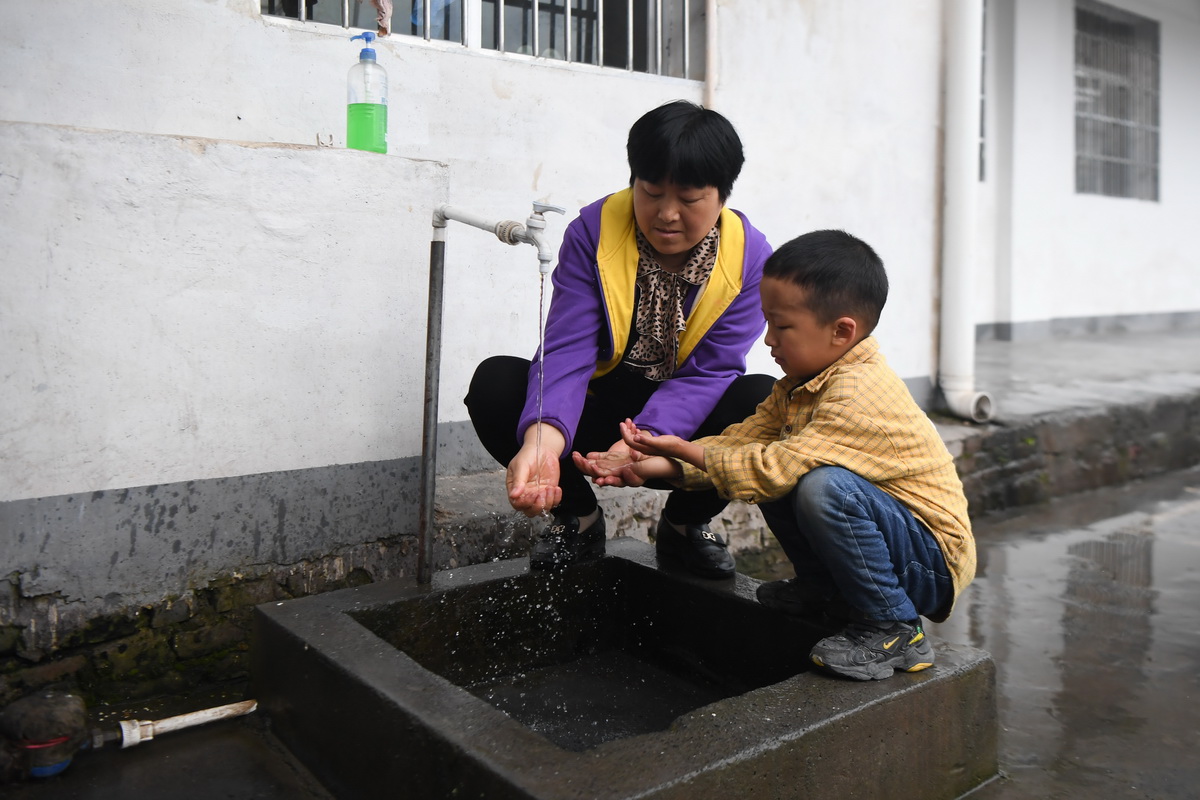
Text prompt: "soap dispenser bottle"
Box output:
[[347, 31, 388, 153]]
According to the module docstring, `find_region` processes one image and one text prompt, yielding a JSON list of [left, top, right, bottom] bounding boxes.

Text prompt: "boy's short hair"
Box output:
[[626, 101, 744, 202], [764, 230, 889, 334]]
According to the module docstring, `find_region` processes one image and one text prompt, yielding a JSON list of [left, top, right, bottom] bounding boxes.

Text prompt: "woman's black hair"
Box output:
[[626, 101, 745, 202]]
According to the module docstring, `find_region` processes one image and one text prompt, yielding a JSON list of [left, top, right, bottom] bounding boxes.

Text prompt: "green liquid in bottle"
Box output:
[[347, 103, 387, 154]]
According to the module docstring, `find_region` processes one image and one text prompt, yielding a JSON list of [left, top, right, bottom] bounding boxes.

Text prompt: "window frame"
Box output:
[[261, 0, 703, 80], [1073, 0, 1161, 202]]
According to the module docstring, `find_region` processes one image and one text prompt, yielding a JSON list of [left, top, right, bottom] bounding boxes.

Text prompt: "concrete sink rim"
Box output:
[[253, 538, 995, 800]]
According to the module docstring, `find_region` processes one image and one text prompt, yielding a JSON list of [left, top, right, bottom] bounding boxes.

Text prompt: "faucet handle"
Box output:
[[531, 201, 566, 219], [526, 201, 564, 232]]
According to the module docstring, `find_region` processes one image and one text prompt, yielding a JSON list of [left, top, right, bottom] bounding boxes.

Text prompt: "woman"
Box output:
[[466, 100, 773, 579]]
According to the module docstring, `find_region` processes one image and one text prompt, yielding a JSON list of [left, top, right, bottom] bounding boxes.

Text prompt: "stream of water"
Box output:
[[535, 272, 550, 519]]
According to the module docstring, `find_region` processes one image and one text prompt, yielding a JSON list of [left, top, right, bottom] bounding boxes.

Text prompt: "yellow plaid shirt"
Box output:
[[680, 336, 976, 614]]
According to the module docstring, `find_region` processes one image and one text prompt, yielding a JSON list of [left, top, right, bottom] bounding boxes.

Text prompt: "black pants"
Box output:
[[464, 355, 775, 524]]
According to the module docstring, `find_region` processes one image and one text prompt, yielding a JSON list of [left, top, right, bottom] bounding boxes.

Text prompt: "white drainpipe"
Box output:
[[703, 0, 717, 108], [938, 0, 994, 422]]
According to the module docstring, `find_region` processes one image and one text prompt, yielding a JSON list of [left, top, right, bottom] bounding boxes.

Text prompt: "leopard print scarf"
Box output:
[[625, 225, 720, 381]]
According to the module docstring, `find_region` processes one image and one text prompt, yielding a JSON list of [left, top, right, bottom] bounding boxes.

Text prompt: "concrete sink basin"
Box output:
[[252, 539, 996, 799]]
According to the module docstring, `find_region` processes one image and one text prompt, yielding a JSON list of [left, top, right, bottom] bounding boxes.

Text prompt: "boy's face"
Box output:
[[760, 276, 856, 382], [632, 179, 723, 270]]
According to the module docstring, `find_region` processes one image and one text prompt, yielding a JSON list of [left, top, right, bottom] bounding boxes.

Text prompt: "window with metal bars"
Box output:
[[261, 0, 702, 79], [261, 1, 464, 39], [481, 0, 702, 78], [1074, 0, 1160, 201]]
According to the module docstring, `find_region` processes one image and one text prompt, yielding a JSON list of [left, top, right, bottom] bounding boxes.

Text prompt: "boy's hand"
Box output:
[[570, 450, 682, 487], [618, 419, 707, 471], [565, 436, 643, 486]]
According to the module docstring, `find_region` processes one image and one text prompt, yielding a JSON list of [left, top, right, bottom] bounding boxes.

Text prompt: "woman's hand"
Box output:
[[506, 424, 565, 517]]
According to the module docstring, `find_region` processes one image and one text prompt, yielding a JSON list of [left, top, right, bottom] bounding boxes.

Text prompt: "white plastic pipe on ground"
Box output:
[[118, 699, 257, 748]]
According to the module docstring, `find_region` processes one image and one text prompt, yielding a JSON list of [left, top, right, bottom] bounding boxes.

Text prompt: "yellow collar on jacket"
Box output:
[[594, 187, 747, 378]]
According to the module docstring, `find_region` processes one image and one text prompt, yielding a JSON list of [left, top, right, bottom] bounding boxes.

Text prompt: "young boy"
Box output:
[[573, 230, 976, 681]]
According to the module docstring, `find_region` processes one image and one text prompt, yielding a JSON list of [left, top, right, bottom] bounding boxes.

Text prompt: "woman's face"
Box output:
[[632, 178, 724, 270]]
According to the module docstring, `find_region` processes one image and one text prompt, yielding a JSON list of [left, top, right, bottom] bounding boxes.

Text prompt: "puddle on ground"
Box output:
[[743, 466, 1200, 798], [928, 467, 1200, 799]]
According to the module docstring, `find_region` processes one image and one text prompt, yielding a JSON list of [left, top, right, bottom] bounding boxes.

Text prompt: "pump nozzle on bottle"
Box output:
[[351, 31, 377, 54]]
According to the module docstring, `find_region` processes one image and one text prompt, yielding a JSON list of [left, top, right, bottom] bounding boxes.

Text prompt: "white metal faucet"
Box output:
[[431, 201, 566, 274], [515, 201, 566, 274]]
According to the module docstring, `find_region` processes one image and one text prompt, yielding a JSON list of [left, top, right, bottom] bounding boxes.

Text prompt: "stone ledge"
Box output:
[[434, 389, 1200, 572]]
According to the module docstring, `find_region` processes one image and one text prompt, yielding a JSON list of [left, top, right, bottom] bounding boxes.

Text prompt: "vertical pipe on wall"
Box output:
[[938, 0, 994, 422], [597, 0, 604, 67], [682, 0, 690, 79], [418, 234, 447, 585], [627, 1, 634, 70], [499, 0, 506, 52], [703, 0, 717, 107], [565, 0, 572, 62], [465, 0, 482, 48], [655, 0, 663, 75], [533, 0, 540, 56]]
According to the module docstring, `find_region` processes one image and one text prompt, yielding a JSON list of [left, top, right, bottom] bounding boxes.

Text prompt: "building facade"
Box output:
[[1, 0, 1197, 676]]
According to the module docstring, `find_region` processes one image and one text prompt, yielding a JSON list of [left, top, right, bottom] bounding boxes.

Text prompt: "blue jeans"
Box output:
[[758, 466, 952, 622]]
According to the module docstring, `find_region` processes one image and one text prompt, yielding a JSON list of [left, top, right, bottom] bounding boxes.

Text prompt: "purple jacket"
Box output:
[[517, 190, 772, 453]]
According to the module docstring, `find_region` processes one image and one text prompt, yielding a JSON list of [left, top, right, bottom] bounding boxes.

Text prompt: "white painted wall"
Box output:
[[4, 0, 1197, 506], [988, 0, 1200, 328], [717, 0, 946, 377], [0, 0, 953, 503], [0, 123, 448, 500]]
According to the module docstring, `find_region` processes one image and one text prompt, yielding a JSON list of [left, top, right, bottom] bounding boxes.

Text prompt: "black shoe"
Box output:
[[529, 508, 606, 570], [755, 579, 853, 623], [654, 515, 735, 579], [810, 619, 935, 681]]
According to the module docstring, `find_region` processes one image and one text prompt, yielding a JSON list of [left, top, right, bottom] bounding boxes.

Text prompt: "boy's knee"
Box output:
[[795, 466, 857, 517]]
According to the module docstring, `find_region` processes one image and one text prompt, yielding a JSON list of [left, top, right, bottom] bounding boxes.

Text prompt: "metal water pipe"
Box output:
[[418, 202, 565, 585], [938, 0, 994, 422]]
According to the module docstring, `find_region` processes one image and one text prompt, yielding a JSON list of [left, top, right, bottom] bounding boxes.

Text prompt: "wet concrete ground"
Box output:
[[972, 328, 1200, 422], [8, 465, 1198, 798], [931, 465, 1200, 800]]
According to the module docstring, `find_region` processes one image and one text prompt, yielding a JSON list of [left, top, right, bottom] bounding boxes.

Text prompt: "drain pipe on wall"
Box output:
[[938, 0, 994, 423], [703, 0, 718, 108], [421, 203, 564, 585]]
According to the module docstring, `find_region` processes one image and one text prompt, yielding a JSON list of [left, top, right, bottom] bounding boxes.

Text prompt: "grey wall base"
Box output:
[[252, 539, 998, 800]]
